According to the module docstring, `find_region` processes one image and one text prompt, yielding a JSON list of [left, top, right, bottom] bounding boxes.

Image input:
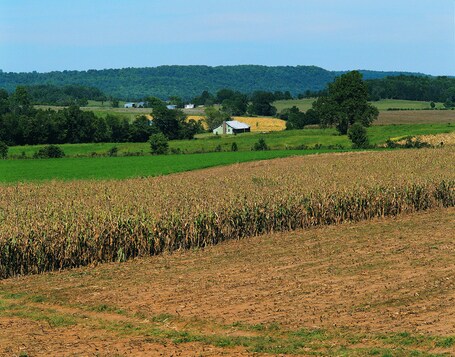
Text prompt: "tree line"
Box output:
[[0, 87, 203, 146], [25, 84, 108, 106], [0, 65, 421, 100], [366, 75, 455, 106]]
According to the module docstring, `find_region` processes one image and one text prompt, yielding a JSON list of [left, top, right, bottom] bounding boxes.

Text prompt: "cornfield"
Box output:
[[0, 148, 454, 279]]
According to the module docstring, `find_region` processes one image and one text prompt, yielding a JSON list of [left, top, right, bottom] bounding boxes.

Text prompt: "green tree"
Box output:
[[204, 107, 231, 131], [10, 86, 33, 116], [149, 132, 169, 155], [252, 138, 269, 151], [130, 115, 154, 142], [0, 89, 10, 115], [33, 144, 65, 158], [111, 98, 119, 108], [248, 91, 277, 116], [152, 104, 197, 140], [144, 96, 165, 109], [313, 71, 379, 134], [0, 141, 8, 159], [192, 90, 215, 106], [348, 123, 369, 149]]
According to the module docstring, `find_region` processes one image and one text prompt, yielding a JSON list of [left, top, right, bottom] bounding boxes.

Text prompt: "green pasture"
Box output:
[[8, 123, 454, 159], [0, 150, 338, 183]]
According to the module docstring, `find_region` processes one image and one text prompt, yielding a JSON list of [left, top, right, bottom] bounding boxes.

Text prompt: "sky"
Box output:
[[0, 0, 454, 75]]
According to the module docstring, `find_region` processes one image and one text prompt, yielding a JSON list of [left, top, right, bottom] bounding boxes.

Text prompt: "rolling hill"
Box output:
[[0, 65, 425, 100]]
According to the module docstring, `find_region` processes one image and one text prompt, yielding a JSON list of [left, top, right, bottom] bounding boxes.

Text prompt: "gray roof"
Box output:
[[226, 120, 250, 129]]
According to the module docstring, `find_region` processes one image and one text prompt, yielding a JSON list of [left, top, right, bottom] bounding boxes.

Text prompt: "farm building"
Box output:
[[166, 104, 177, 110], [184, 103, 195, 109], [213, 120, 251, 135], [124, 102, 146, 108]]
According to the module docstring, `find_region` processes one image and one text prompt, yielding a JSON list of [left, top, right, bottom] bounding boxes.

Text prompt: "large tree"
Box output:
[[313, 71, 379, 134], [248, 91, 277, 116]]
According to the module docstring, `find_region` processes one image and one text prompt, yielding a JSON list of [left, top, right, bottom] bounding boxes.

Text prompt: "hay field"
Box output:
[[187, 115, 286, 132]]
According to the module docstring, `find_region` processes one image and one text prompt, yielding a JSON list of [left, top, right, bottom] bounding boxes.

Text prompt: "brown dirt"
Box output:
[[375, 110, 455, 125], [1, 208, 454, 356]]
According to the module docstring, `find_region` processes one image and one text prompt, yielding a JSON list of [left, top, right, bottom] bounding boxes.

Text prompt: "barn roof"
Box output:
[[226, 120, 250, 129]]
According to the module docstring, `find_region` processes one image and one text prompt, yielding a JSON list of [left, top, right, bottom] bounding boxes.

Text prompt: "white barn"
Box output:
[[213, 121, 251, 135]]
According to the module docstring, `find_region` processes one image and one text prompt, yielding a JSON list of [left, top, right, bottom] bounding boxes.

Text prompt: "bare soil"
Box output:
[[376, 110, 455, 125], [1, 208, 454, 356]]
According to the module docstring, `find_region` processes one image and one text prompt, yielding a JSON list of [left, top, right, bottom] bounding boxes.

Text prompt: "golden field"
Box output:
[[187, 115, 286, 132], [0, 148, 454, 279]]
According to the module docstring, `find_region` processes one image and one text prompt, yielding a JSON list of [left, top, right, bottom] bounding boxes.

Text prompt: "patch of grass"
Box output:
[[2, 292, 27, 300], [0, 294, 452, 356], [28, 295, 47, 303], [0, 149, 338, 183], [436, 337, 454, 348], [151, 313, 175, 323]]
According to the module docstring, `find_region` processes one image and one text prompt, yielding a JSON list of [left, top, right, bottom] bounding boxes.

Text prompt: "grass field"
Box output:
[[0, 150, 335, 182], [7, 122, 455, 159]]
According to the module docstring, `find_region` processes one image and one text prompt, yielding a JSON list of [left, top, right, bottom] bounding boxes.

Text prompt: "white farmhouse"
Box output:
[[213, 121, 251, 135]]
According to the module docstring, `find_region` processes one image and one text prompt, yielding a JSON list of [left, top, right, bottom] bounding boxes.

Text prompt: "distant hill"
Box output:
[[0, 65, 427, 100]]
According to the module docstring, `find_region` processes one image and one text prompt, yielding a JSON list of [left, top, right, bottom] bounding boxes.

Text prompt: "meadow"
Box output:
[[7, 122, 455, 159], [0, 150, 331, 182], [0, 148, 453, 279]]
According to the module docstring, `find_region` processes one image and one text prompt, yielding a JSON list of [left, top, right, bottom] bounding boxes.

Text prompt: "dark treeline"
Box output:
[[0, 65, 421, 100], [25, 84, 107, 106], [192, 89, 282, 117], [367, 75, 455, 105], [0, 87, 202, 146]]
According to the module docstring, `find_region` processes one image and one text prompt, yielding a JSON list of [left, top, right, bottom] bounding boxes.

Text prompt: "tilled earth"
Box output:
[[0, 208, 454, 356]]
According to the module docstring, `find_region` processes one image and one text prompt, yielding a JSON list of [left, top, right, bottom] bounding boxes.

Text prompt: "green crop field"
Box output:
[[0, 150, 342, 183], [8, 123, 455, 159]]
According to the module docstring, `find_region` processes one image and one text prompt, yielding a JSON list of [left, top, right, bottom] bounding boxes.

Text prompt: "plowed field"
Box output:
[[1, 208, 453, 356]]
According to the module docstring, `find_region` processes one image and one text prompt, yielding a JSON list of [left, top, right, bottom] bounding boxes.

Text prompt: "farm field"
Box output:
[[375, 110, 455, 125], [0, 150, 328, 182], [0, 148, 453, 279], [0, 208, 454, 356], [273, 98, 446, 113], [7, 122, 455, 159]]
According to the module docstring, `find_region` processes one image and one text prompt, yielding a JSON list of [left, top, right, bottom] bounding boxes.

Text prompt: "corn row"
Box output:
[[0, 148, 454, 278]]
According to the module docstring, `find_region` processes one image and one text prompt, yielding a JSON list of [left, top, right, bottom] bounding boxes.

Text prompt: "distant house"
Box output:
[[124, 101, 146, 108], [213, 120, 251, 135], [184, 104, 195, 109], [166, 104, 177, 110]]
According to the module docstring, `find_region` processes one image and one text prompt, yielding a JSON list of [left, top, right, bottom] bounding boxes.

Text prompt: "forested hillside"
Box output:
[[0, 65, 422, 100]]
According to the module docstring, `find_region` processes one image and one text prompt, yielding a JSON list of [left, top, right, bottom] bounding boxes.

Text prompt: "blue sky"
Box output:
[[0, 0, 454, 75]]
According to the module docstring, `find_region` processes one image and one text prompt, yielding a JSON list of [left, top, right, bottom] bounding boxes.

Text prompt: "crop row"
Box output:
[[0, 148, 454, 279]]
